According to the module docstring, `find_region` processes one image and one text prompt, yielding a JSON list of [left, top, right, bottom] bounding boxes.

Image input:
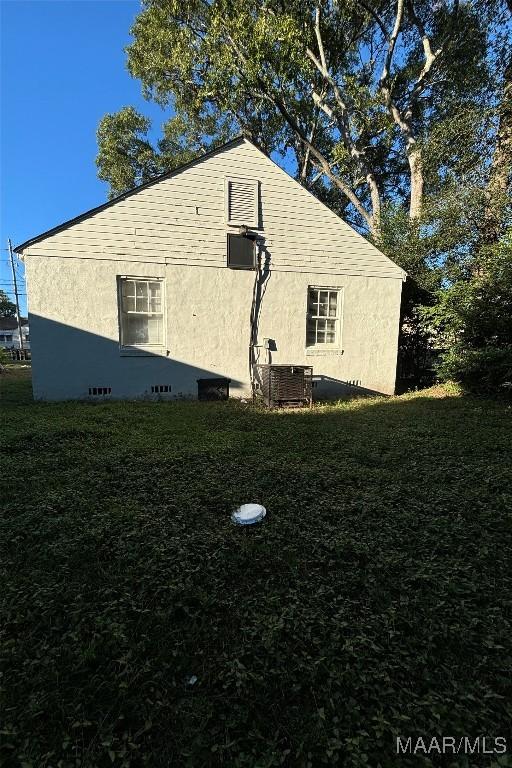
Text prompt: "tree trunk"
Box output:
[[366, 172, 382, 240], [408, 144, 424, 221], [479, 56, 512, 248]]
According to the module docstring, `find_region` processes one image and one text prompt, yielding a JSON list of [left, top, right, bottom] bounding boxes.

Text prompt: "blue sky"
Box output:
[[0, 0, 169, 314]]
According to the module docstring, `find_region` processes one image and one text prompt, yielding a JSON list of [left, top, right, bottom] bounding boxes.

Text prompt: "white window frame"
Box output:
[[305, 285, 343, 351], [225, 176, 259, 228], [117, 276, 166, 354]]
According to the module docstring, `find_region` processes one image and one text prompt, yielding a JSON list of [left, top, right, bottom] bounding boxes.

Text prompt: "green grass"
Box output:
[[1, 367, 511, 768]]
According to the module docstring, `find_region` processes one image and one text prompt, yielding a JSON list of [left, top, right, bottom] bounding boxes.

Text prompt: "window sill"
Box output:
[[119, 346, 167, 357], [305, 348, 344, 356]]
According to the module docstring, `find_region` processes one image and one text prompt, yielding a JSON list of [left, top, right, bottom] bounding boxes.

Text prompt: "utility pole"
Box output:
[[7, 238, 24, 351]]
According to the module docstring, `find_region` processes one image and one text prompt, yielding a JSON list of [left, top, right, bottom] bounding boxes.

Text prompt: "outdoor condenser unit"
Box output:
[[256, 364, 313, 409]]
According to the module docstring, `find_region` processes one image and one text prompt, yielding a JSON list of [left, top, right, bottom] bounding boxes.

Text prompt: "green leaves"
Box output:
[[96, 107, 160, 199], [95, 0, 510, 272], [0, 289, 16, 319], [421, 233, 512, 393]]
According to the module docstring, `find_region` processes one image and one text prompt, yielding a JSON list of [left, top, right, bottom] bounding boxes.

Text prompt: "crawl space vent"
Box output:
[[88, 387, 112, 396]]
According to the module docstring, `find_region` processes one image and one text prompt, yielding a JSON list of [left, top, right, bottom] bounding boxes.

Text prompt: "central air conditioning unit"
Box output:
[[255, 364, 313, 409]]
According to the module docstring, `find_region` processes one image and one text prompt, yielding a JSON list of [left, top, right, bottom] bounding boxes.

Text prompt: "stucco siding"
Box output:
[[25, 254, 401, 401]]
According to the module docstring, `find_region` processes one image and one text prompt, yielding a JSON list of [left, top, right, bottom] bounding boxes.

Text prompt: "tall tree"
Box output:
[[98, 0, 504, 244]]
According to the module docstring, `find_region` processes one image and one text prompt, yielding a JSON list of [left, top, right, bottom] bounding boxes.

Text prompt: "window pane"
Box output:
[[308, 289, 318, 314], [135, 282, 149, 312], [124, 295, 136, 312], [122, 313, 163, 345], [326, 320, 336, 343], [122, 280, 135, 297], [149, 282, 161, 313], [306, 320, 316, 346], [147, 314, 163, 344], [123, 314, 150, 345], [328, 293, 338, 317], [316, 318, 326, 343], [318, 290, 328, 316]]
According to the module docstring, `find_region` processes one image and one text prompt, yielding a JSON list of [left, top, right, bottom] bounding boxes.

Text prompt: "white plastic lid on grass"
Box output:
[[231, 503, 266, 525]]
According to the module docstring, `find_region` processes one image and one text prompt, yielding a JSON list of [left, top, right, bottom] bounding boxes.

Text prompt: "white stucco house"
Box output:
[[15, 137, 405, 402], [0, 317, 30, 350]]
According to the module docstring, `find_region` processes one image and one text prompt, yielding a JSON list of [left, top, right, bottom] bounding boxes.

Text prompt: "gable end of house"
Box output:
[[14, 136, 405, 281]]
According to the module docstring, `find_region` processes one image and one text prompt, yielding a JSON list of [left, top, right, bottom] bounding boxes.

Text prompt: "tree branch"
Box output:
[[374, 0, 413, 139], [269, 93, 374, 230], [205, 0, 375, 232], [300, 111, 320, 183], [407, 0, 443, 102], [313, 6, 328, 72], [380, 0, 405, 86], [306, 5, 382, 231], [358, 0, 390, 42]]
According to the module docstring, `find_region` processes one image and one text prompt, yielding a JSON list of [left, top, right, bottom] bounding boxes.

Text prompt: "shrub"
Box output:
[[437, 345, 512, 395], [0, 347, 9, 370]]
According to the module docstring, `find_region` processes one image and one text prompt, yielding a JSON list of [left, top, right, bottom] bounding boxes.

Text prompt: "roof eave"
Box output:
[[14, 135, 246, 254]]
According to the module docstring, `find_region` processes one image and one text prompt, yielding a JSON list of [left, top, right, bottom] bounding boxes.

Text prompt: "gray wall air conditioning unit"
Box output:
[[227, 233, 256, 270], [256, 365, 313, 408]]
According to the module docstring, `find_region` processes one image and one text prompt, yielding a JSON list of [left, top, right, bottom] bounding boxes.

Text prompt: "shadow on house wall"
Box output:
[[312, 375, 384, 400], [28, 315, 243, 402]]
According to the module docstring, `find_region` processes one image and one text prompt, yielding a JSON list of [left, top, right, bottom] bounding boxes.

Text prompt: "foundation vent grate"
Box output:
[[88, 387, 112, 396]]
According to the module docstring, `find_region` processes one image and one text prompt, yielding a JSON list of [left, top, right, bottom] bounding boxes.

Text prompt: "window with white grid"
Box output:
[[118, 277, 164, 347], [306, 287, 341, 347]]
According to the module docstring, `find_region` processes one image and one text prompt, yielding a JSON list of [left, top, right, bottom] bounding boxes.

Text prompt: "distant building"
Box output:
[[0, 317, 30, 349]]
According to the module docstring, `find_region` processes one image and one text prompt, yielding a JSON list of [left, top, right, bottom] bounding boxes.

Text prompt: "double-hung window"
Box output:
[[118, 277, 164, 348], [306, 287, 341, 348]]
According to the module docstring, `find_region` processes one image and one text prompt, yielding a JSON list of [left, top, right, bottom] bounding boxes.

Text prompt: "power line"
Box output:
[[0, 277, 25, 283]]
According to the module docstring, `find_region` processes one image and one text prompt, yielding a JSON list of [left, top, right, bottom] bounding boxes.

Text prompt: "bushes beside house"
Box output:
[[422, 234, 512, 395], [437, 346, 512, 394]]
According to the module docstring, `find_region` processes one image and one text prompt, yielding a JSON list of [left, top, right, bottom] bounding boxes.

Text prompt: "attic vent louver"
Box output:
[[226, 178, 258, 227]]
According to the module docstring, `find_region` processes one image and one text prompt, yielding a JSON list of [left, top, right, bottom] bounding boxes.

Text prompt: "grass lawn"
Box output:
[[1, 366, 511, 768]]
